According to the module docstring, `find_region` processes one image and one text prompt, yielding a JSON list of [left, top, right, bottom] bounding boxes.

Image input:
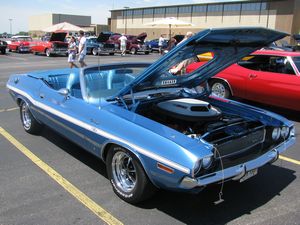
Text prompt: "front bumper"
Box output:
[[50, 48, 67, 54], [180, 136, 296, 189]]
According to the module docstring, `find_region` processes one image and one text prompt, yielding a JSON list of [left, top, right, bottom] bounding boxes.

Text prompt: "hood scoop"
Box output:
[[156, 98, 222, 121]]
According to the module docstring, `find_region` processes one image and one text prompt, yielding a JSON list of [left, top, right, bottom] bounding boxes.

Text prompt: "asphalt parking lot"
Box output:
[[0, 52, 299, 225]]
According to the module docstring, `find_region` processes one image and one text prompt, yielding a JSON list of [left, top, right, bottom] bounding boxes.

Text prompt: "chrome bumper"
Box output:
[[50, 48, 67, 54], [180, 136, 296, 189]]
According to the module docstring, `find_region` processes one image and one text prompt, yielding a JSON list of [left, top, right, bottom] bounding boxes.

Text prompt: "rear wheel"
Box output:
[[109, 52, 115, 56], [209, 80, 231, 99], [20, 100, 43, 134], [106, 145, 156, 204], [145, 51, 150, 55]]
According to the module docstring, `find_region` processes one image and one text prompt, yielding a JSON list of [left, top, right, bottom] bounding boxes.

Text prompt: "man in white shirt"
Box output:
[[78, 30, 87, 67], [158, 34, 164, 55], [118, 34, 127, 56]]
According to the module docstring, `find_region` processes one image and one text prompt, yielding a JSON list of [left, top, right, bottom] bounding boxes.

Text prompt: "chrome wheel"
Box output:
[[111, 151, 136, 192], [21, 103, 31, 130], [92, 48, 98, 56], [45, 49, 51, 57], [211, 82, 226, 98]]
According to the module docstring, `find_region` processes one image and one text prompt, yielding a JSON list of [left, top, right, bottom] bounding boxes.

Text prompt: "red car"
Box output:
[[8, 35, 33, 53], [107, 33, 150, 55], [186, 50, 300, 111], [31, 31, 68, 57]]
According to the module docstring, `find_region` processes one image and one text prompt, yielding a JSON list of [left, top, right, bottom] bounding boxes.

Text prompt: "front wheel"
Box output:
[[92, 48, 98, 56], [45, 48, 51, 57], [209, 80, 231, 99], [1, 49, 5, 54], [130, 48, 137, 55], [106, 146, 156, 204], [20, 100, 43, 134]]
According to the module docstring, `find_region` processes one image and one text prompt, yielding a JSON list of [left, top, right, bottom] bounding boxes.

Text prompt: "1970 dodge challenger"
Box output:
[[7, 28, 296, 204]]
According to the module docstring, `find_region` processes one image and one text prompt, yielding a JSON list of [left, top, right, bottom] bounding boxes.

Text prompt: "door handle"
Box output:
[[249, 74, 257, 79]]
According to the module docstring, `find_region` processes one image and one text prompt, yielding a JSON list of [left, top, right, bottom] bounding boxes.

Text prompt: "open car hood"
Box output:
[[116, 27, 288, 97], [134, 32, 147, 42], [97, 32, 114, 43], [50, 31, 67, 42]]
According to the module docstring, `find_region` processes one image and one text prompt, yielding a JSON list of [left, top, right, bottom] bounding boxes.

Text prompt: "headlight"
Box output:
[[281, 126, 289, 139], [202, 156, 213, 169], [193, 160, 202, 176], [272, 127, 281, 140]]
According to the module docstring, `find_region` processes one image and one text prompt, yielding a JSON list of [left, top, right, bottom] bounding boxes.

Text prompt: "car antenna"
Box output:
[[214, 148, 225, 205]]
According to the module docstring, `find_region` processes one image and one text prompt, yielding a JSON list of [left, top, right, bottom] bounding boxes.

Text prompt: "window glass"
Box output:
[[144, 8, 153, 15], [133, 10, 143, 15], [224, 3, 241, 11], [238, 55, 296, 75], [207, 4, 223, 12], [179, 6, 191, 14], [193, 5, 206, 13], [242, 3, 261, 11], [154, 8, 165, 14], [83, 66, 147, 102], [292, 57, 300, 72], [166, 7, 177, 14]]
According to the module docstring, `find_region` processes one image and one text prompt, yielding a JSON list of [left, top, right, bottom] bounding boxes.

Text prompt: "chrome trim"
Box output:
[[7, 85, 191, 174], [180, 136, 295, 189]]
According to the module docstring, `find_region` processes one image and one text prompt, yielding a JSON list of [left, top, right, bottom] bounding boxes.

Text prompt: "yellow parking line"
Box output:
[[0, 127, 123, 225], [0, 107, 19, 113], [279, 155, 300, 166]]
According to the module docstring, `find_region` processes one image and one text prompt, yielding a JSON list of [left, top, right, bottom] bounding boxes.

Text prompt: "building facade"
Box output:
[[110, 0, 300, 41]]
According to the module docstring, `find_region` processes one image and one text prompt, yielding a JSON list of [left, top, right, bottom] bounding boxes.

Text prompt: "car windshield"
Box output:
[[83, 65, 148, 103], [17, 37, 32, 41], [89, 38, 97, 43], [292, 56, 300, 72]]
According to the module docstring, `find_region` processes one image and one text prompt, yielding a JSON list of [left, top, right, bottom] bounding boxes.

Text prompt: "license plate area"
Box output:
[[240, 168, 258, 182]]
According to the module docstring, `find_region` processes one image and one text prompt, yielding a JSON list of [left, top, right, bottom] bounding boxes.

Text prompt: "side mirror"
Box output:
[[58, 88, 70, 98]]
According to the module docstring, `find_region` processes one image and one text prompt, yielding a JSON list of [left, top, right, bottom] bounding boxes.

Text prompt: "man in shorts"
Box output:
[[118, 33, 127, 56], [78, 30, 87, 67]]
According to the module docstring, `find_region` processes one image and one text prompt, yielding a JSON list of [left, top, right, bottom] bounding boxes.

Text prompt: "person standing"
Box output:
[[67, 36, 78, 68], [118, 33, 127, 56], [78, 30, 87, 67], [158, 34, 164, 55]]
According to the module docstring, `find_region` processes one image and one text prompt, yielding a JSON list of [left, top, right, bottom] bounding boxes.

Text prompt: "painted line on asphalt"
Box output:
[[279, 155, 300, 166], [0, 107, 18, 113], [0, 127, 123, 225]]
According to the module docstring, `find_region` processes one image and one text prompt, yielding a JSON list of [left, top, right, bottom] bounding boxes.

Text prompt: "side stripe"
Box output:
[[7, 84, 191, 174]]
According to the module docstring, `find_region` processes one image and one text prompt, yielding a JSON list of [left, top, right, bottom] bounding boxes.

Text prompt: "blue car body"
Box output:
[[7, 27, 296, 203], [146, 38, 168, 52]]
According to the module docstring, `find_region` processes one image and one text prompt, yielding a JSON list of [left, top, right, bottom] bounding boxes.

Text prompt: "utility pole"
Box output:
[[9, 19, 13, 36]]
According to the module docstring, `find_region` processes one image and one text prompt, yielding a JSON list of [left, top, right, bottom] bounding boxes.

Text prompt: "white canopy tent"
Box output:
[[145, 17, 194, 38], [42, 22, 86, 32]]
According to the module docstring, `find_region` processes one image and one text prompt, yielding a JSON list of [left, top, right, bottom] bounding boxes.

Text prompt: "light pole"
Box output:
[[9, 19, 13, 36], [124, 7, 129, 34]]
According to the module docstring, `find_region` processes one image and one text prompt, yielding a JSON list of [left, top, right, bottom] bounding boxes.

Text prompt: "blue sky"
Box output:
[[0, 0, 237, 33]]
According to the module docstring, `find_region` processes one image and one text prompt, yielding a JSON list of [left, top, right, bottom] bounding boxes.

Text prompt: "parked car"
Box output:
[[31, 31, 68, 57], [145, 38, 168, 52], [186, 50, 300, 111], [85, 32, 115, 56], [7, 35, 33, 53], [0, 39, 7, 54], [108, 33, 150, 55], [7, 28, 295, 204]]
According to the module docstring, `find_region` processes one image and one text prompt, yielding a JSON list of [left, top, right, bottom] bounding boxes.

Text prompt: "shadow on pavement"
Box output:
[[41, 126, 296, 225], [138, 165, 296, 225]]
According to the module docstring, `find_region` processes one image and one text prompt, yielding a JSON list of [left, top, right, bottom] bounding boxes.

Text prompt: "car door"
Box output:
[[243, 55, 300, 110], [37, 75, 107, 155]]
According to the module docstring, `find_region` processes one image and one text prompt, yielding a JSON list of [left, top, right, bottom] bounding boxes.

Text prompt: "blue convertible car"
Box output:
[[7, 28, 296, 204]]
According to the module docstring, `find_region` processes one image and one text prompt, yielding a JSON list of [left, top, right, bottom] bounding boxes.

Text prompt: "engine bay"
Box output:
[[137, 98, 266, 159]]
